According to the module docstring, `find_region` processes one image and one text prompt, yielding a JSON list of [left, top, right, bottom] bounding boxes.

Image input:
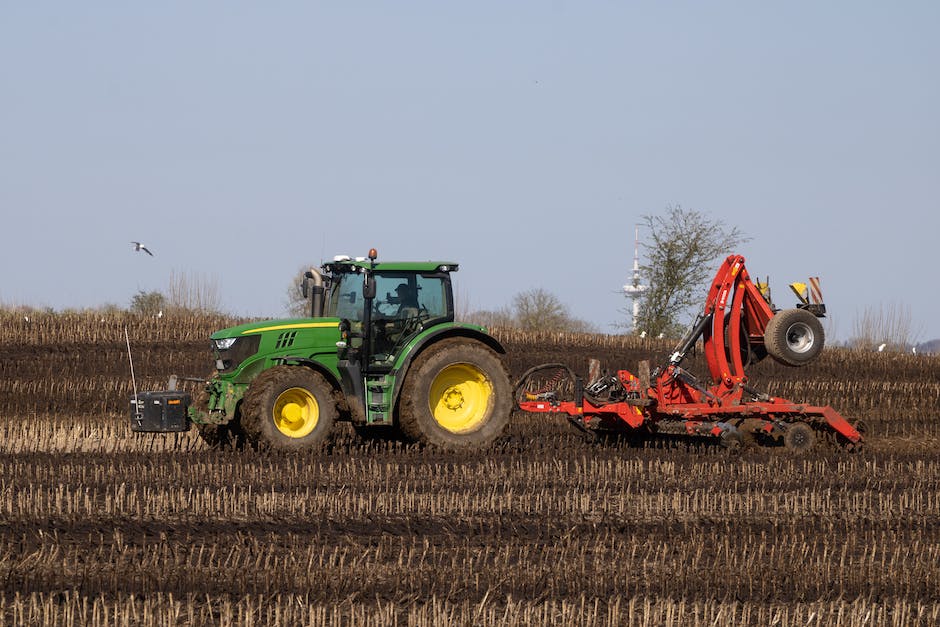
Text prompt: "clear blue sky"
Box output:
[[2, 3, 938, 342]]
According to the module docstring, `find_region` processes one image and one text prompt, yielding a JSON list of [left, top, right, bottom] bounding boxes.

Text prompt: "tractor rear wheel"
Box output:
[[241, 366, 336, 451], [398, 339, 511, 450], [764, 308, 824, 366], [784, 421, 816, 453]]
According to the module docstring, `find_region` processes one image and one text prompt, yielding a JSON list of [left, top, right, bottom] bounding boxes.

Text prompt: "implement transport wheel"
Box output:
[[784, 421, 816, 453], [764, 308, 825, 367], [241, 366, 336, 452], [399, 338, 511, 450]]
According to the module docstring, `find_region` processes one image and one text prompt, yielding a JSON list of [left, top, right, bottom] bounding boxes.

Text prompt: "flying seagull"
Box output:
[[132, 241, 154, 256]]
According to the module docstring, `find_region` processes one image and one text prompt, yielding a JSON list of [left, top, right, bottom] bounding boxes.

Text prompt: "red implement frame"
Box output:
[[517, 255, 863, 447]]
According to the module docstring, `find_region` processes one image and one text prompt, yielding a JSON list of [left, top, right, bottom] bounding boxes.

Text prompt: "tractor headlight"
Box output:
[[214, 337, 238, 350]]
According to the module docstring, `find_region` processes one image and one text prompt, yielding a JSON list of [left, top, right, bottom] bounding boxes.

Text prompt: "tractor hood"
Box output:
[[210, 318, 342, 341], [210, 317, 344, 378]]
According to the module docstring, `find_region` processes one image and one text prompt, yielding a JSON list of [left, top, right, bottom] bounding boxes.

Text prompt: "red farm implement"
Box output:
[[515, 255, 865, 452]]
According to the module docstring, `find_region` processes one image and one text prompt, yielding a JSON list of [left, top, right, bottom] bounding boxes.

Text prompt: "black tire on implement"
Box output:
[[720, 429, 745, 453], [764, 308, 825, 367], [398, 339, 511, 450], [784, 421, 816, 453], [240, 366, 337, 452]]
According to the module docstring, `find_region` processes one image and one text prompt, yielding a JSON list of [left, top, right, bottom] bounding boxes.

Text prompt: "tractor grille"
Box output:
[[275, 331, 297, 350]]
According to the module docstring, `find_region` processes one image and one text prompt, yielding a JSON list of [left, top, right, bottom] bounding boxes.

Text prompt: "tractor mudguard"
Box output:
[[386, 324, 507, 411]]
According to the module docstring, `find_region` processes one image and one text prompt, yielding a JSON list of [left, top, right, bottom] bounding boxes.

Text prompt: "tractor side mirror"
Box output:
[[362, 275, 376, 299]]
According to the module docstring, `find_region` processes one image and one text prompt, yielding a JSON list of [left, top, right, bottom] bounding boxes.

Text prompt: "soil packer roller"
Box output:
[[515, 255, 865, 452]]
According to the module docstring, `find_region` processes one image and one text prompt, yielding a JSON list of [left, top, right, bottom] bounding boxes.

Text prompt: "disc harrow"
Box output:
[[514, 255, 864, 453]]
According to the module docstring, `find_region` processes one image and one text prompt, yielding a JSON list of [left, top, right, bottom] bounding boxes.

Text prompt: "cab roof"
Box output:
[[323, 258, 459, 273]]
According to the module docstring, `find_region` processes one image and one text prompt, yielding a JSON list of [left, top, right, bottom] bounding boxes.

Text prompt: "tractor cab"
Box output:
[[320, 250, 479, 429], [320, 252, 458, 368], [325, 265, 455, 364]]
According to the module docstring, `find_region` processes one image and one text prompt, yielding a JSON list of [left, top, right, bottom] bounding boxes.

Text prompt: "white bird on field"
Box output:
[[131, 241, 154, 256], [877, 343, 887, 352]]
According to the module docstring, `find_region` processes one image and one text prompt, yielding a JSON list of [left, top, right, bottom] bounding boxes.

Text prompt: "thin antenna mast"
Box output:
[[125, 326, 141, 421]]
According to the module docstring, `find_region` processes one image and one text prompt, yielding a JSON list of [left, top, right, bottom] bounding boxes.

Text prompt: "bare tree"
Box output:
[[166, 270, 223, 313], [462, 305, 516, 329], [284, 266, 313, 318], [636, 205, 750, 338], [130, 290, 166, 316], [513, 288, 568, 331], [512, 288, 597, 333], [848, 302, 923, 351], [461, 288, 596, 332]]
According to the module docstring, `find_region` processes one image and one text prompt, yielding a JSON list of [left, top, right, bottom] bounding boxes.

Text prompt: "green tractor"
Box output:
[[129, 249, 512, 451]]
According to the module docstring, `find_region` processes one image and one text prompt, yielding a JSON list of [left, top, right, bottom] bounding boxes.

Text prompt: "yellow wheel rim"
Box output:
[[428, 363, 492, 433], [272, 387, 319, 438]]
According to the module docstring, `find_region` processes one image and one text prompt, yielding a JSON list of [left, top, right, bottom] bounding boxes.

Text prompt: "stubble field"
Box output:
[[1, 312, 939, 625]]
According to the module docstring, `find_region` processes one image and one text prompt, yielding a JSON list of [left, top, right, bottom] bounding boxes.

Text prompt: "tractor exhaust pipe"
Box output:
[[302, 268, 325, 318]]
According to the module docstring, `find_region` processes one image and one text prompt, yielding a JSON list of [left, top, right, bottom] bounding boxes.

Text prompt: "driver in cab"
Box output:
[[392, 283, 419, 320]]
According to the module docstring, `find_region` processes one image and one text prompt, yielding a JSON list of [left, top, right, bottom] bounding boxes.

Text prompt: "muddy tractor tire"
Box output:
[[398, 338, 511, 450], [241, 366, 337, 452], [764, 308, 825, 367]]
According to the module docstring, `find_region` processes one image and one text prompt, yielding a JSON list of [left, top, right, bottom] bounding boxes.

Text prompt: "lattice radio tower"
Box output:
[[622, 225, 648, 333]]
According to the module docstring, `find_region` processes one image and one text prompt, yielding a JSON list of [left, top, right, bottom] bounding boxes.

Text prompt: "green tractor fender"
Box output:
[[192, 351, 342, 425], [271, 354, 343, 389]]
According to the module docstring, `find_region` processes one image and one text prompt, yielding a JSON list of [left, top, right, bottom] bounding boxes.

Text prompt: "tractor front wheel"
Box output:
[[398, 339, 511, 450], [764, 308, 825, 367], [241, 366, 336, 451]]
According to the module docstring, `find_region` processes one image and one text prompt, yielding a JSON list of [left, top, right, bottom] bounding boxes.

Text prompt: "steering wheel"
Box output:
[[373, 299, 397, 318], [398, 307, 430, 337]]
